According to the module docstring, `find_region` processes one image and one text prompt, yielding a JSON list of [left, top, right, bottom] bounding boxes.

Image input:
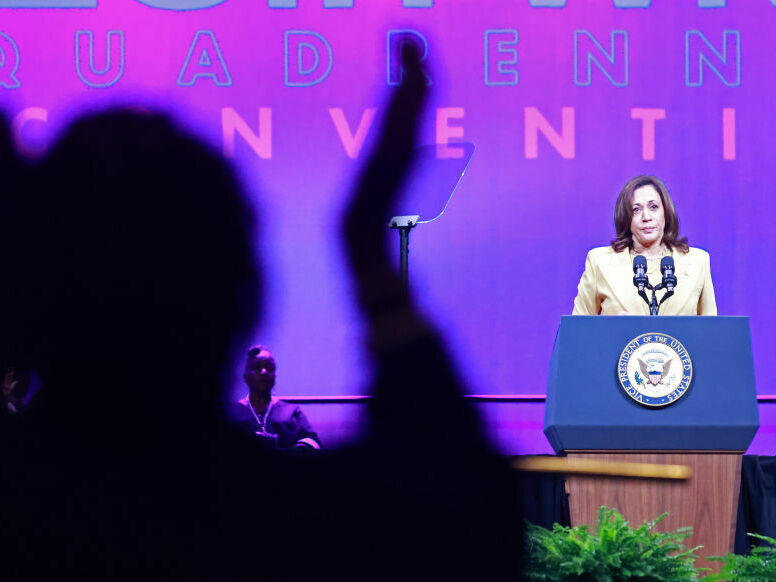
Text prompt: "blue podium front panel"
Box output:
[[544, 316, 759, 452]]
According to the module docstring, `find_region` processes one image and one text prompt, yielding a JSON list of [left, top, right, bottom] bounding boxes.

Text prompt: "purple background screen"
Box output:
[[2, 0, 774, 454]]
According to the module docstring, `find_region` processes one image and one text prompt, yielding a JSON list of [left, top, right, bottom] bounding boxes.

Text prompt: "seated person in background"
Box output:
[[231, 345, 321, 450]]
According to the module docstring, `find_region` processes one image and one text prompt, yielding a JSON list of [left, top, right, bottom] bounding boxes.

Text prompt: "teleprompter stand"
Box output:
[[389, 215, 419, 296], [386, 142, 475, 296]]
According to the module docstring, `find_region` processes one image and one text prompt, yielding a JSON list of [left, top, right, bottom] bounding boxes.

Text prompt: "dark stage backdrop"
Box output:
[[2, 0, 774, 454]]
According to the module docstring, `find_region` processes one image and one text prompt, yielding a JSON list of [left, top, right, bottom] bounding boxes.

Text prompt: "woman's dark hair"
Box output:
[[611, 174, 689, 254]]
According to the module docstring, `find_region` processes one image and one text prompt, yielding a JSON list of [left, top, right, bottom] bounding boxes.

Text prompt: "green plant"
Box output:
[[704, 533, 776, 581], [524, 506, 705, 581]]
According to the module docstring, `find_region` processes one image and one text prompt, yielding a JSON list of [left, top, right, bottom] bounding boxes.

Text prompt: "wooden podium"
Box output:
[[545, 316, 759, 569], [566, 452, 741, 567]]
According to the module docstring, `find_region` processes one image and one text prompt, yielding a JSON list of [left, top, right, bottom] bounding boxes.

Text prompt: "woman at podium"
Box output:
[[572, 175, 717, 316]]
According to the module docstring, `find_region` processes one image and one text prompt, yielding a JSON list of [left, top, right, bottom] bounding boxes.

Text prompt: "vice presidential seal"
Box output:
[[617, 333, 693, 407]]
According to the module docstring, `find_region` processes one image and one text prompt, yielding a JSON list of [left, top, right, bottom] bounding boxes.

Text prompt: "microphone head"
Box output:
[[633, 255, 647, 272], [660, 256, 674, 273]]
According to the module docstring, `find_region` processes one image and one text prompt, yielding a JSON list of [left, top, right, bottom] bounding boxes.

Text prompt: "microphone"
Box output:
[[632, 255, 648, 294], [660, 256, 677, 293]]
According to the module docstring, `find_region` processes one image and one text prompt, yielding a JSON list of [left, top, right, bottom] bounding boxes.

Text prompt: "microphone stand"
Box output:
[[634, 255, 676, 316], [636, 286, 651, 311], [638, 283, 674, 316], [648, 284, 659, 316], [657, 285, 674, 309], [636, 282, 659, 316]]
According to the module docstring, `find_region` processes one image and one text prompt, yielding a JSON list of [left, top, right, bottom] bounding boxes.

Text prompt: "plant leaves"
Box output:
[[524, 506, 704, 581]]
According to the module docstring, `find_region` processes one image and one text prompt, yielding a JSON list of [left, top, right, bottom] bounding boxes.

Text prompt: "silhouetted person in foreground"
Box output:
[[0, 45, 522, 581], [223, 45, 524, 580], [1, 110, 263, 578], [330, 43, 523, 578]]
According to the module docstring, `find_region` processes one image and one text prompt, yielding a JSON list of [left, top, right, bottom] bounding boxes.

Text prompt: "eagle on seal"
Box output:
[[638, 358, 672, 386]]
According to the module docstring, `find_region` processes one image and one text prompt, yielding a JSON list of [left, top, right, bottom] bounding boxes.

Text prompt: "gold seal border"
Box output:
[[617, 332, 694, 408]]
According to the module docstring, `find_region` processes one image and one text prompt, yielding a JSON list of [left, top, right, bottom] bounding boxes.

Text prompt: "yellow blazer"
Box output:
[[572, 246, 717, 316]]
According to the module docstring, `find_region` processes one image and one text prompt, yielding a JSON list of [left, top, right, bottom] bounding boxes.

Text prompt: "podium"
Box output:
[[544, 316, 759, 565]]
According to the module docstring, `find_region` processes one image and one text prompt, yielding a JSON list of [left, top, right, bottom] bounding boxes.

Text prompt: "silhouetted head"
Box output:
[[24, 110, 261, 442]]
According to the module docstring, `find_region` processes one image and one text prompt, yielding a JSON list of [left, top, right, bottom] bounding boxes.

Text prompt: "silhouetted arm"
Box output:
[[341, 46, 486, 451], [342, 45, 429, 347]]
